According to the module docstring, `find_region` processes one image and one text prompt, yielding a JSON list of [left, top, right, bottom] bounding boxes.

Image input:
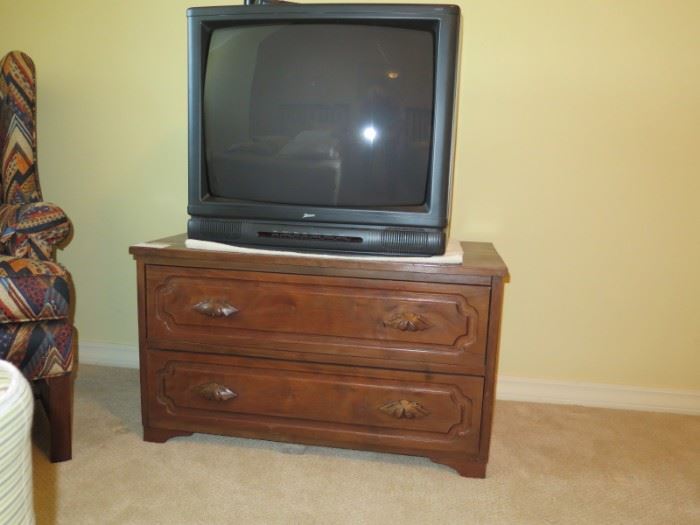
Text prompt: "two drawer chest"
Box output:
[[129, 234, 508, 477]]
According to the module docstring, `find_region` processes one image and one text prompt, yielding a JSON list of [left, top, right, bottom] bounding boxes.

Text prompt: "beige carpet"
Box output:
[[31, 365, 699, 524]]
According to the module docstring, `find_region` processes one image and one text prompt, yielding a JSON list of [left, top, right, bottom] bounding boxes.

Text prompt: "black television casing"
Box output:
[[187, 4, 460, 255]]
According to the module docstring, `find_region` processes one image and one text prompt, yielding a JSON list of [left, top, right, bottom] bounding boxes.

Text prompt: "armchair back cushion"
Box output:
[[0, 50, 41, 204]]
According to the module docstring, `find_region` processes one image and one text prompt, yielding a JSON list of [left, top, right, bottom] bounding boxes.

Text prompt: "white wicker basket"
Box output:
[[0, 361, 35, 525]]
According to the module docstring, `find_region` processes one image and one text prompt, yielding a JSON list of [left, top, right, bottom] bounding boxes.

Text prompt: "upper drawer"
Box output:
[[145, 265, 490, 373]]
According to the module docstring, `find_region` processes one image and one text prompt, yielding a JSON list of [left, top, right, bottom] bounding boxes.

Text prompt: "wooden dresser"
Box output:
[[129, 234, 508, 477]]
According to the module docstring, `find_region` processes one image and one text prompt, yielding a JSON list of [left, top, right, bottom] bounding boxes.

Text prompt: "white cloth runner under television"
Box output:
[[0, 361, 35, 525], [185, 237, 463, 264]]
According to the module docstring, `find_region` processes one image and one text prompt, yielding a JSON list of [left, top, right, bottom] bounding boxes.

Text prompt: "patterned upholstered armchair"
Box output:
[[0, 51, 75, 462]]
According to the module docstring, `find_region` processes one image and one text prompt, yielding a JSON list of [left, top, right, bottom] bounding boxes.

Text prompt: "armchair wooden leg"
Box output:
[[38, 372, 74, 462]]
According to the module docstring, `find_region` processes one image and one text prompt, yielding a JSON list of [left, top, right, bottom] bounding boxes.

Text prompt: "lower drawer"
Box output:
[[145, 349, 484, 457]]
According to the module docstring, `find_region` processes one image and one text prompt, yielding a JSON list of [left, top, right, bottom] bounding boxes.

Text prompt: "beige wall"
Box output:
[[1, 0, 698, 389]]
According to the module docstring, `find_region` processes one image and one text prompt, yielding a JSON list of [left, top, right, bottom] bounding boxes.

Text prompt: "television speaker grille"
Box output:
[[379, 230, 441, 254], [188, 218, 242, 241]]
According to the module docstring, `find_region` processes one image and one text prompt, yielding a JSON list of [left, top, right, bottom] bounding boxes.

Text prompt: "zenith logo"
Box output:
[[302, 213, 316, 219]]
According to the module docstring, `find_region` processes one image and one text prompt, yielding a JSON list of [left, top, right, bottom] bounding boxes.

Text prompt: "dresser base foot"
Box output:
[[143, 426, 193, 443], [430, 455, 486, 478]]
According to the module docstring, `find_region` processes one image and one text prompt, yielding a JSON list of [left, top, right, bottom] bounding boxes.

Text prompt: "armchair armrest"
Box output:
[[0, 202, 72, 260]]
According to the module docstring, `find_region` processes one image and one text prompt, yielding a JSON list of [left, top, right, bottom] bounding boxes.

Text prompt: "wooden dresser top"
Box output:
[[130, 233, 508, 285]]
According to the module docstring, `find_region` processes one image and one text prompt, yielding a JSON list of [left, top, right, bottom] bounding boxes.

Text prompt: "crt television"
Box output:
[[187, 3, 460, 255]]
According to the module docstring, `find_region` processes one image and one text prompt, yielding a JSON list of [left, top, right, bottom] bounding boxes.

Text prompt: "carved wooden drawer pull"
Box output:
[[197, 382, 238, 402], [383, 312, 431, 332], [193, 299, 239, 318], [379, 399, 430, 419]]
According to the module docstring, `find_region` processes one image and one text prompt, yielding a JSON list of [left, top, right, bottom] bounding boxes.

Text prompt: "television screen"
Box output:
[[203, 23, 435, 208]]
